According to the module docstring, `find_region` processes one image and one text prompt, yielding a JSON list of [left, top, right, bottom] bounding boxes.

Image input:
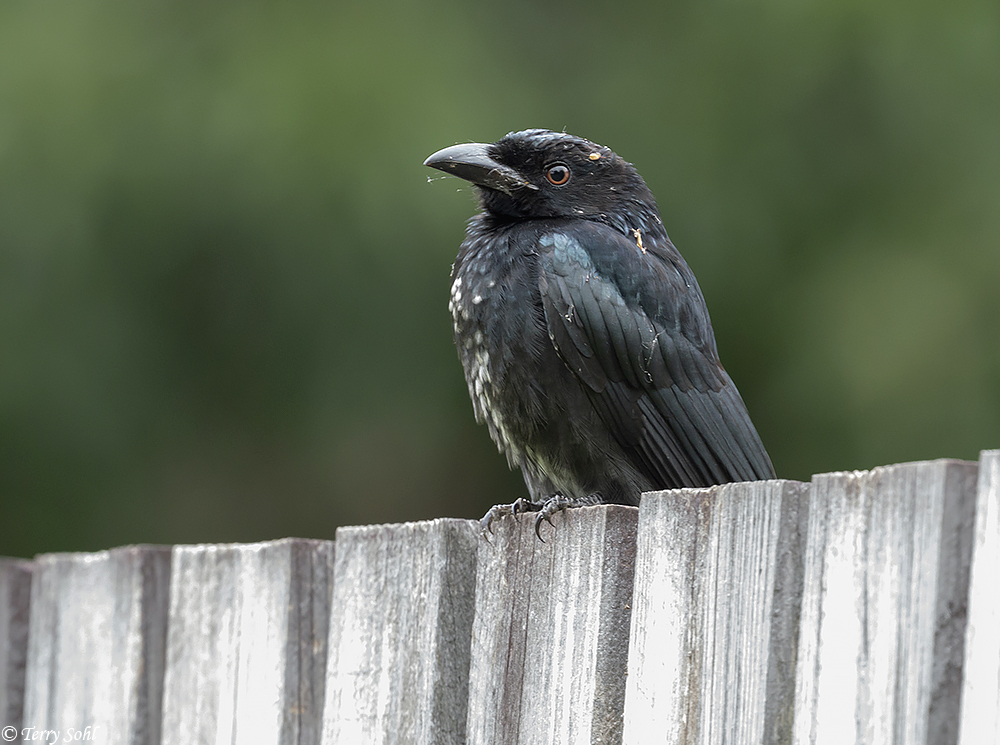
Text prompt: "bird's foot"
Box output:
[[479, 497, 544, 538], [479, 494, 599, 541], [532, 495, 576, 541], [532, 493, 605, 540]]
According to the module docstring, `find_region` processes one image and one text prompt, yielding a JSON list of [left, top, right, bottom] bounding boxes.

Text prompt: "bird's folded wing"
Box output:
[[538, 226, 774, 487]]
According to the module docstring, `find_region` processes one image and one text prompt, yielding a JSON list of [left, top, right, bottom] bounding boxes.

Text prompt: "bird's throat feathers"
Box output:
[[476, 189, 667, 245]]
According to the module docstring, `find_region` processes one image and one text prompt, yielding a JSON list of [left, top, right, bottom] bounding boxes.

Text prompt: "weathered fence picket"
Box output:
[[958, 450, 1000, 744], [466, 504, 637, 745], [160, 538, 334, 745], [22, 545, 171, 745], [0, 559, 31, 739], [622, 479, 810, 745], [0, 451, 997, 745], [792, 460, 978, 745], [322, 519, 477, 745]]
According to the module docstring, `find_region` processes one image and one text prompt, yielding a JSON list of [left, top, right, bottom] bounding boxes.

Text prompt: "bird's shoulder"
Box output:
[[533, 219, 774, 485], [534, 219, 719, 358]]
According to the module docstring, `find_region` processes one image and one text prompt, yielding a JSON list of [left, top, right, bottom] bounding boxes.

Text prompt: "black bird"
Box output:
[[424, 130, 774, 533]]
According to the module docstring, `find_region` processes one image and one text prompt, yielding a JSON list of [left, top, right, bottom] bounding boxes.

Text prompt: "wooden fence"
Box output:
[[0, 451, 998, 745]]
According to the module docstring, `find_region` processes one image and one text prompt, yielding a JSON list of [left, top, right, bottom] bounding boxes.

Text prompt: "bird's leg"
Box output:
[[532, 495, 574, 540], [480, 493, 602, 540], [478, 497, 545, 538], [534, 494, 606, 540]]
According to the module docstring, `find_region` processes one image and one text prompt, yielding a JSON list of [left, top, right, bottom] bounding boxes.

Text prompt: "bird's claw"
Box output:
[[479, 504, 506, 538], [480, 494, 580, 541], [479, 497, 543, 538], [511, 497, 536, 517], [533, 495, 573, 541]]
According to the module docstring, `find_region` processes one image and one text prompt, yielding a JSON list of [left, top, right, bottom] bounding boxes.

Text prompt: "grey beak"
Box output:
[[424, 143, 538, 195]]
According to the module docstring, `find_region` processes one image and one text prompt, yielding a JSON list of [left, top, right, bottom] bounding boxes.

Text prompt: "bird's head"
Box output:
[[425, 129, 663, 236]]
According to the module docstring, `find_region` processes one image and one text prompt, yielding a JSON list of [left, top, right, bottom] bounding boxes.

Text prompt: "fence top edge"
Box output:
[[170, 536, 335, 557], [27, 543, 172, 566], [640, 477, 808, 500], [4, 453, 995, 564], [0, 556, 35, 573], [810, 456, 980, 484], [336, 516, 478, 536]]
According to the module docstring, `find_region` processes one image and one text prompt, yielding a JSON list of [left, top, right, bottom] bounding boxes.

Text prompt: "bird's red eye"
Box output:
[[545, 163, 571, 186]]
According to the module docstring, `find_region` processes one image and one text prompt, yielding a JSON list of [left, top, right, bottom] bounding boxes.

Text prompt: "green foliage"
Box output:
[[1, 0, 998, 555]]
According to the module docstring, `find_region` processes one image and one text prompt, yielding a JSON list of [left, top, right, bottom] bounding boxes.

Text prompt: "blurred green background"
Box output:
[[1, 0, 997, 558]]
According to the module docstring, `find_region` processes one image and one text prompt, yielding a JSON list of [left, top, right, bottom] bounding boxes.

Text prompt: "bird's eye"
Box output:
[[545, 163, 571, 186]]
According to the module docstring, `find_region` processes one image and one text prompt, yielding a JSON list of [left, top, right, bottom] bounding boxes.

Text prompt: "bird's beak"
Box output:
[[423, 143, 538, 195]]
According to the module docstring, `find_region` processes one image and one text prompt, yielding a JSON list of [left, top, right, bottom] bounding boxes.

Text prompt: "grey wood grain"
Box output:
[[792, 459, 978, 745], [322, 518, 479, 745], [621, 479, 809, 745], [465, 504, 638, 745], [160, 538, 334, 745], [958, 450, 1000, 744], [21, 545, 171, 745], [0, 558, 33, 743]]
